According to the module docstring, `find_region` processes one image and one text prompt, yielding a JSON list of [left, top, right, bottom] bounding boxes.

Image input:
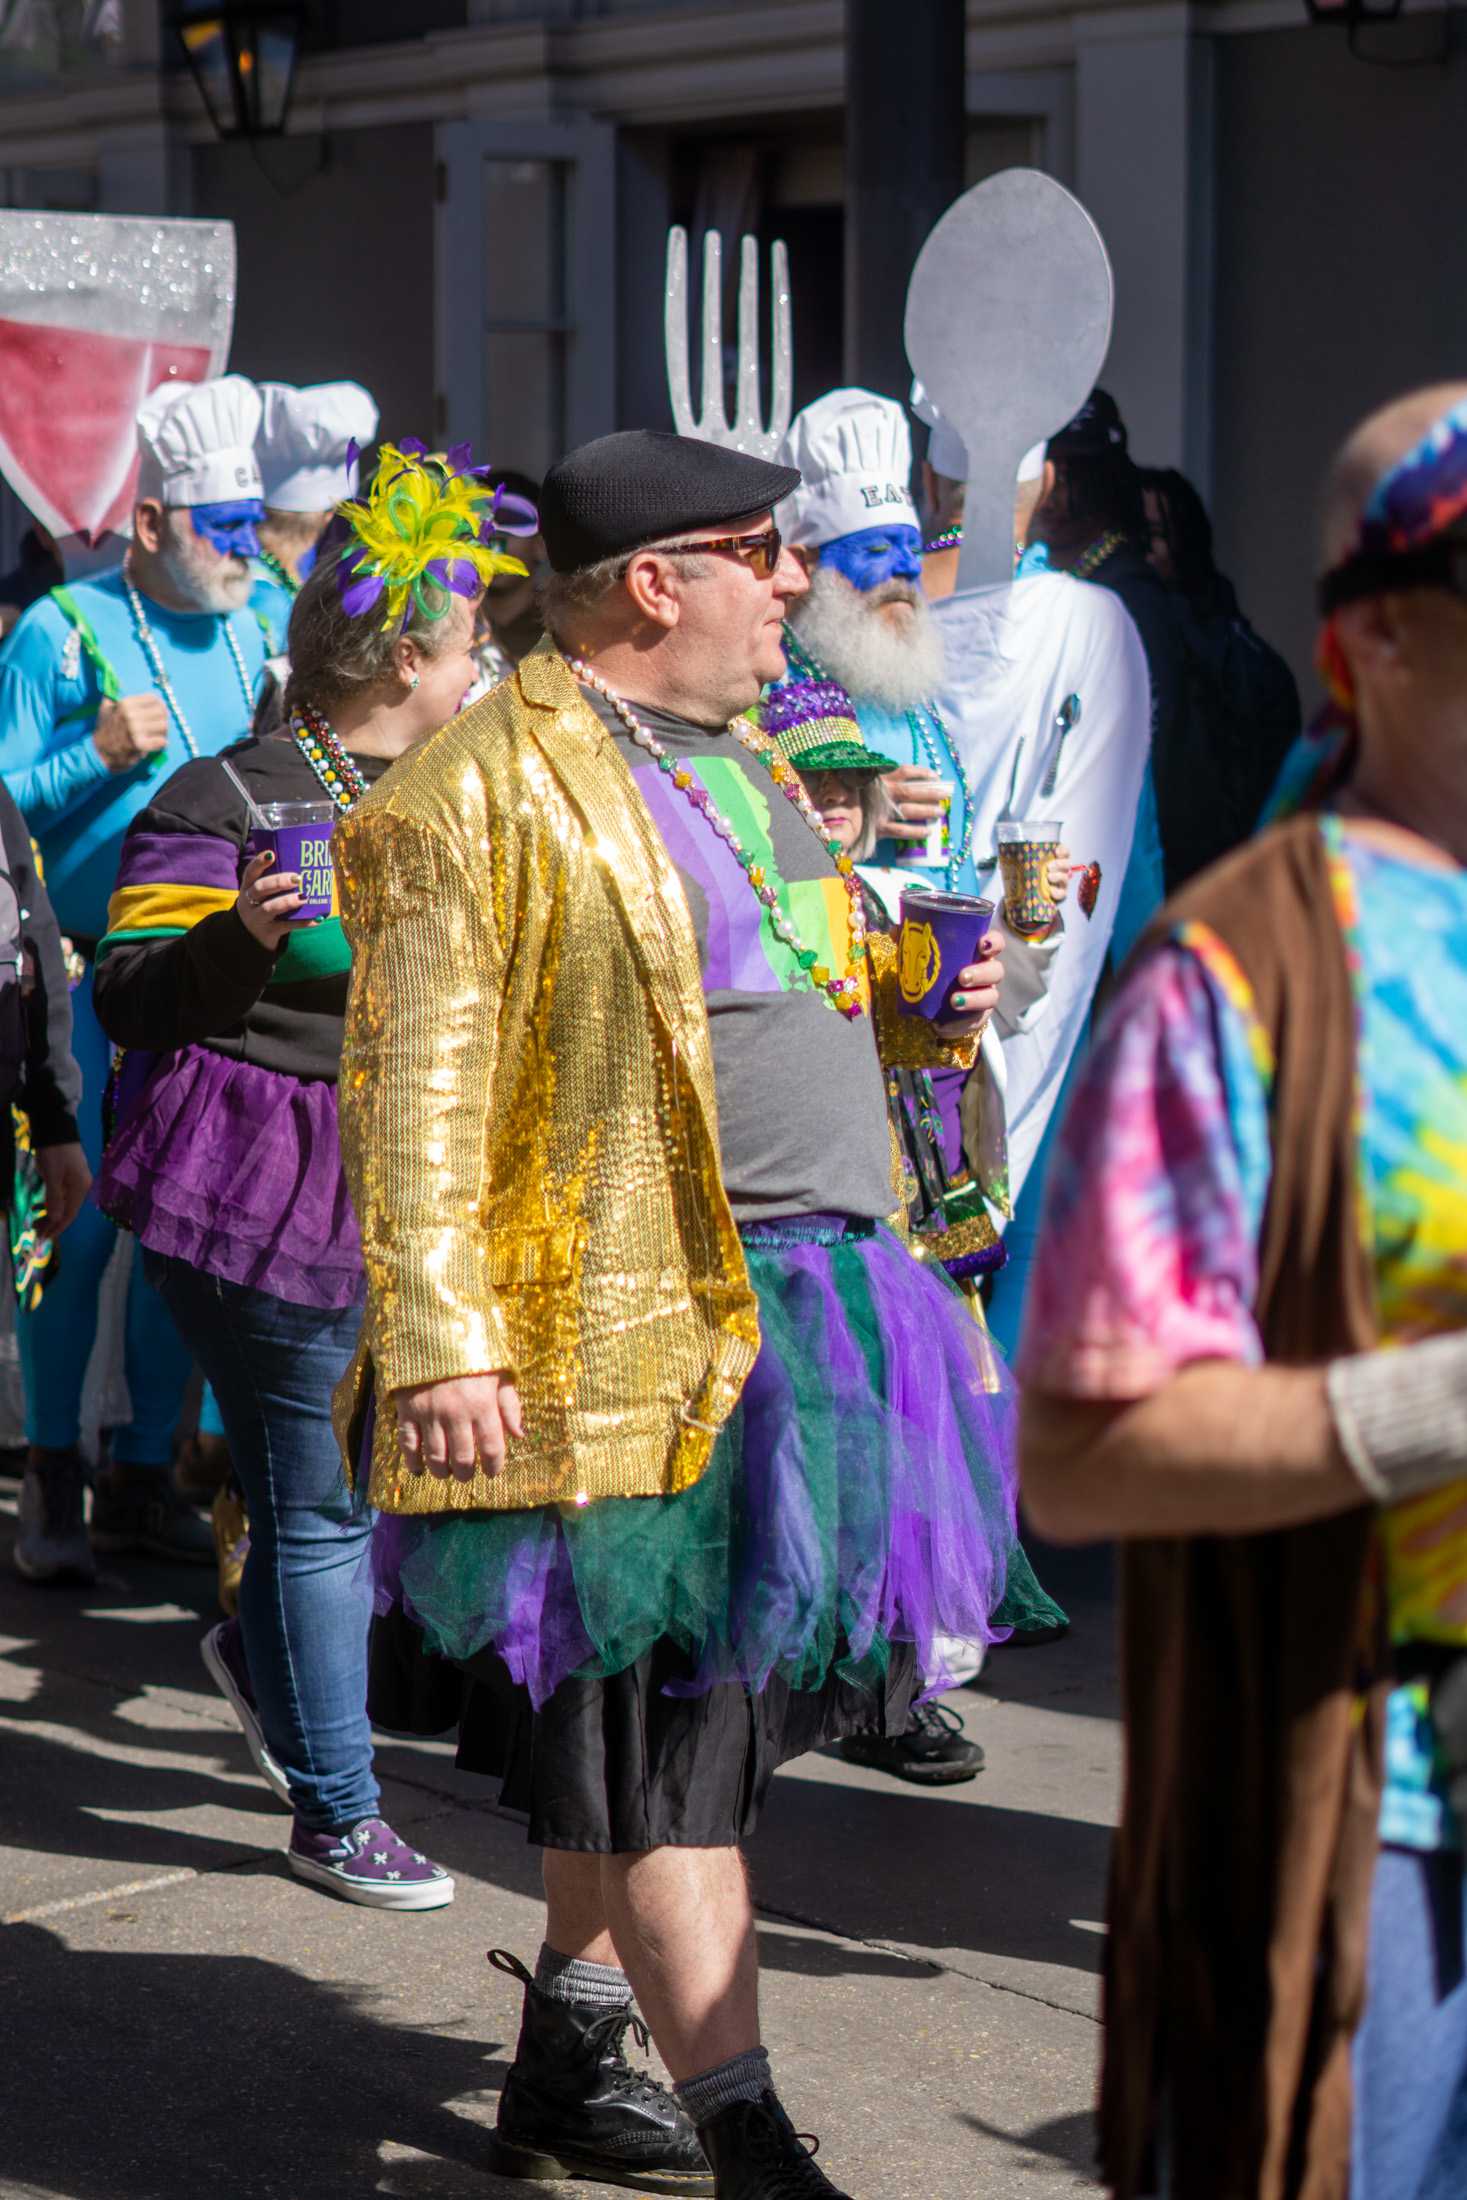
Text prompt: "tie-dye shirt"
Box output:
[[584, 690, 895, 1224], [1021, 815, 1467, 1850]]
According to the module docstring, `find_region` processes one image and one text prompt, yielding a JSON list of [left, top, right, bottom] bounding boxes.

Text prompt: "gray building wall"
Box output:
[[1212, 19, 1467, 691], [191, 124, 437, 447]]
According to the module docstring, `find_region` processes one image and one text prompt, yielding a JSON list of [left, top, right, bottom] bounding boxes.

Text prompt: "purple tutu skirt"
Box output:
[[96, 1044, 363, 1310], [374, 1218, 1017, 1709]]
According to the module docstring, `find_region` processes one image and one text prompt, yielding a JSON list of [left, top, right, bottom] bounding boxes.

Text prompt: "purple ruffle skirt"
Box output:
[[97, 1044, 363, 1310]]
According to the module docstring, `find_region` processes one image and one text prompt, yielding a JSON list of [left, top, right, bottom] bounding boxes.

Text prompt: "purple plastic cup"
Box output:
[[895, 887, 996, 1022], [242, 799, 338, 924]]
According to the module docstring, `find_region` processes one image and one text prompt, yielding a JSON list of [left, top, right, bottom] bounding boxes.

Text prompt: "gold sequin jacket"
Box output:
[[333, 640, 979, 1516]]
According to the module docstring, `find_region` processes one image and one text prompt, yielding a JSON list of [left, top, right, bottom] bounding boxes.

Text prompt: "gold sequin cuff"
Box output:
[[361, 1229, 516, 1395]]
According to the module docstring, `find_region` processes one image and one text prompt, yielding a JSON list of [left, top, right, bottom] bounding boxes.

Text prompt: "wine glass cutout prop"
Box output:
[[905, 169, 1114, 592]]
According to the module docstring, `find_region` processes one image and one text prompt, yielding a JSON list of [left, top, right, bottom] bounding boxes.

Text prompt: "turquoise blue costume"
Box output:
[[0, 568, 266, 1464]]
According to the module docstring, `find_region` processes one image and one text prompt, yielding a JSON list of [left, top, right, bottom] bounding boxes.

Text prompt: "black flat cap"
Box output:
[[540, 429, 801, 574]]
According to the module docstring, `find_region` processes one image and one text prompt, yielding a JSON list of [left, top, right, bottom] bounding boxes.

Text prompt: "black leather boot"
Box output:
[[486, 1949, 714, 2193], [696, 2090, 852, 2199]]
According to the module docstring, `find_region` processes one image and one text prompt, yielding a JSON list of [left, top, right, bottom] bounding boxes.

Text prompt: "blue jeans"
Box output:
[[1352, 1845, 1467, 2199], [18, 971, 193, 1462], [145, 1252, 378, 1831]]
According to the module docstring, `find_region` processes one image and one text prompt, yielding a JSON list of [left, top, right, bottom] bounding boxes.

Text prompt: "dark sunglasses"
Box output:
[[657, 525, 784, 580]]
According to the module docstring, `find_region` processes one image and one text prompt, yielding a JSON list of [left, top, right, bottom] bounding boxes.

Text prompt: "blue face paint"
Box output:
[[190, 499, 266, 560], [817, 524, 924, 593]]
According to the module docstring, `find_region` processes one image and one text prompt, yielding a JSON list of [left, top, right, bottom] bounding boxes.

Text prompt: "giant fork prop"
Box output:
[[665, 226, 793, 460]]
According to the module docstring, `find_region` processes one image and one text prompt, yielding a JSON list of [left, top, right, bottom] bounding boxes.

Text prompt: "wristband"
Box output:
[[1327, 1331, 1467, 1504]]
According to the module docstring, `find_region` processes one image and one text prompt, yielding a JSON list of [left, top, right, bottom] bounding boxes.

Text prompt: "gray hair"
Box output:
[[851, 774, 893, 863], [539, 536, 711, 650], [282, 546, 465, 716]]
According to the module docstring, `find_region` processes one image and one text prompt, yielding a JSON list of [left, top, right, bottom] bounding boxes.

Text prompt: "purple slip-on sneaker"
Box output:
[[288, 1817, 455, 1911]]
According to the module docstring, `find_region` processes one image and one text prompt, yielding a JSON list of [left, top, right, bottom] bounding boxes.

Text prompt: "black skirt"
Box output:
[[369, 1608, 917, 1852]]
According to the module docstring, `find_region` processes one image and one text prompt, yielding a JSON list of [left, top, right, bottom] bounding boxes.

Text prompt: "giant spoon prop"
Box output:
[[905, 169, 1113, 593], [665, 225, 792, 459]]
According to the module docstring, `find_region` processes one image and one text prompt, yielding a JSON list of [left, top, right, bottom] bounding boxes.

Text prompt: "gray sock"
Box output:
[[535, 1941, 632, 2011], [675, 2047, 772, 2126]]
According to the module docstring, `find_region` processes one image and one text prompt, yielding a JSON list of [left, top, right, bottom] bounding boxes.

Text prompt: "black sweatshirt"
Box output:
[[92, 733, 393, 1085]]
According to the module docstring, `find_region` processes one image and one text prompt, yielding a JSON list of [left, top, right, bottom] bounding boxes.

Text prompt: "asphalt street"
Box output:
[[0, 1473, 1117, 2200]]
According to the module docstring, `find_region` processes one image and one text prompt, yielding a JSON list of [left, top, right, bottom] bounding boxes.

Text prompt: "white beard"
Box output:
[[787, 563, 946, 713]]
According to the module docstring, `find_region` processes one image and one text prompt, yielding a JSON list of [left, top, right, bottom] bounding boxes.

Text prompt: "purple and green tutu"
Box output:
[[372, 1216, 1017, 1710]]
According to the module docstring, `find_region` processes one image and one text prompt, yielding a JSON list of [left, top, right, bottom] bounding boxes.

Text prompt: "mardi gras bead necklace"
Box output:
[[124, 564, 256, 763], [782, 623, 975, 892], [568, 659, 867, 1020], [904, 700, 977, 891], [256, 549, 300, 599], [292, 702, 369, 811], [923, 526, 963, 554], [1073, 528, 1127, 580]]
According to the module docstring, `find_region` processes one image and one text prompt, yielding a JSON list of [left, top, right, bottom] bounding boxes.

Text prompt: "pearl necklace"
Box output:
[[292, 703, 369, 812], [123, 565, 256, 763], [904, 699, 976, 892], [569, 659, 868, 1020], [782, 625, 975, 893]]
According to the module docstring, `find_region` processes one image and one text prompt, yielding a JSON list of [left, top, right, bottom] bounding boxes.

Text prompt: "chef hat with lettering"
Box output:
[[136, 373, 264, 508], [257, 380, 379, 511], [775, 389, 920, 548]]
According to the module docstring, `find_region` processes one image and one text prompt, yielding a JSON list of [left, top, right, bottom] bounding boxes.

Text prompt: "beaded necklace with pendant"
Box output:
[[782, 623, 975, 893], [123, 563, 256, 763], [569, 659, 868, 1020], [292, 702, 370, 812]]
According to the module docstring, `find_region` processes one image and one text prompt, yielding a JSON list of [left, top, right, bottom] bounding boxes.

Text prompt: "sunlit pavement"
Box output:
[[0, 1471, 1115, 2200]]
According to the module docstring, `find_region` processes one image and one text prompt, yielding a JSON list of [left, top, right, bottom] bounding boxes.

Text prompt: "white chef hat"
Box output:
[[136, 374, 264, 508], [775, 388, 920, 548], [256, 380, 379, 511], [908, 379, 1046, 487]]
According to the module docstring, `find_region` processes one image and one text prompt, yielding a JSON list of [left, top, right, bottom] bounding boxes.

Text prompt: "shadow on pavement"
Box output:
[[962, 2106, 1096, 2172], [0, 1920, 525, 2200], [750, 1773, 1109, 1978]]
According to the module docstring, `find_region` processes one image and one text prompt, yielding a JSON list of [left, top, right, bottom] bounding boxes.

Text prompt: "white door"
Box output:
[[434, 118, 617, 476]]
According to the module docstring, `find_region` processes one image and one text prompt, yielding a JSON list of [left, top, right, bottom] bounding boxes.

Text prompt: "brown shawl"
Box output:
[[1101, 814, 1388, 2200]]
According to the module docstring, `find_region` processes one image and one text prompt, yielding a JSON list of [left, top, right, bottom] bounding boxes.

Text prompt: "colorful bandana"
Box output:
[[1358, 396, 1467, 556], [1274, 395, 1467, 823]]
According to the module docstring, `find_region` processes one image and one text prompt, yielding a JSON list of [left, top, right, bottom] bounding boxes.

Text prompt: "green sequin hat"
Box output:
[[760, 677, 897, 775]]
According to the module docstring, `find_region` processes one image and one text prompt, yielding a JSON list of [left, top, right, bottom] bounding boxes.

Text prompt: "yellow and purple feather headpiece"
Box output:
[[332, 436, 538, 630]]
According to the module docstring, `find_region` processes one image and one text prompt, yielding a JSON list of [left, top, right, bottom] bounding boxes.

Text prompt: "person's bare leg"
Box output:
[[600, 1845, 759, 2081], [542, 1846, 618, 1966]]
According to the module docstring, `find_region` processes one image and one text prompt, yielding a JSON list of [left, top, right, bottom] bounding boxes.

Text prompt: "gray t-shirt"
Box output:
[[584, 689, 894, 1223]]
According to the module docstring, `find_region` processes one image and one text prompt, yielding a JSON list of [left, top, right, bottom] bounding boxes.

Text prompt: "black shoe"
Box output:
[[836, 1699, 983, 1786], [90, 1463, 213, 1565], [13, 1445, 96, 1585], [697, 2090, 851, 2199], [486, 1948, 714, 2193]]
